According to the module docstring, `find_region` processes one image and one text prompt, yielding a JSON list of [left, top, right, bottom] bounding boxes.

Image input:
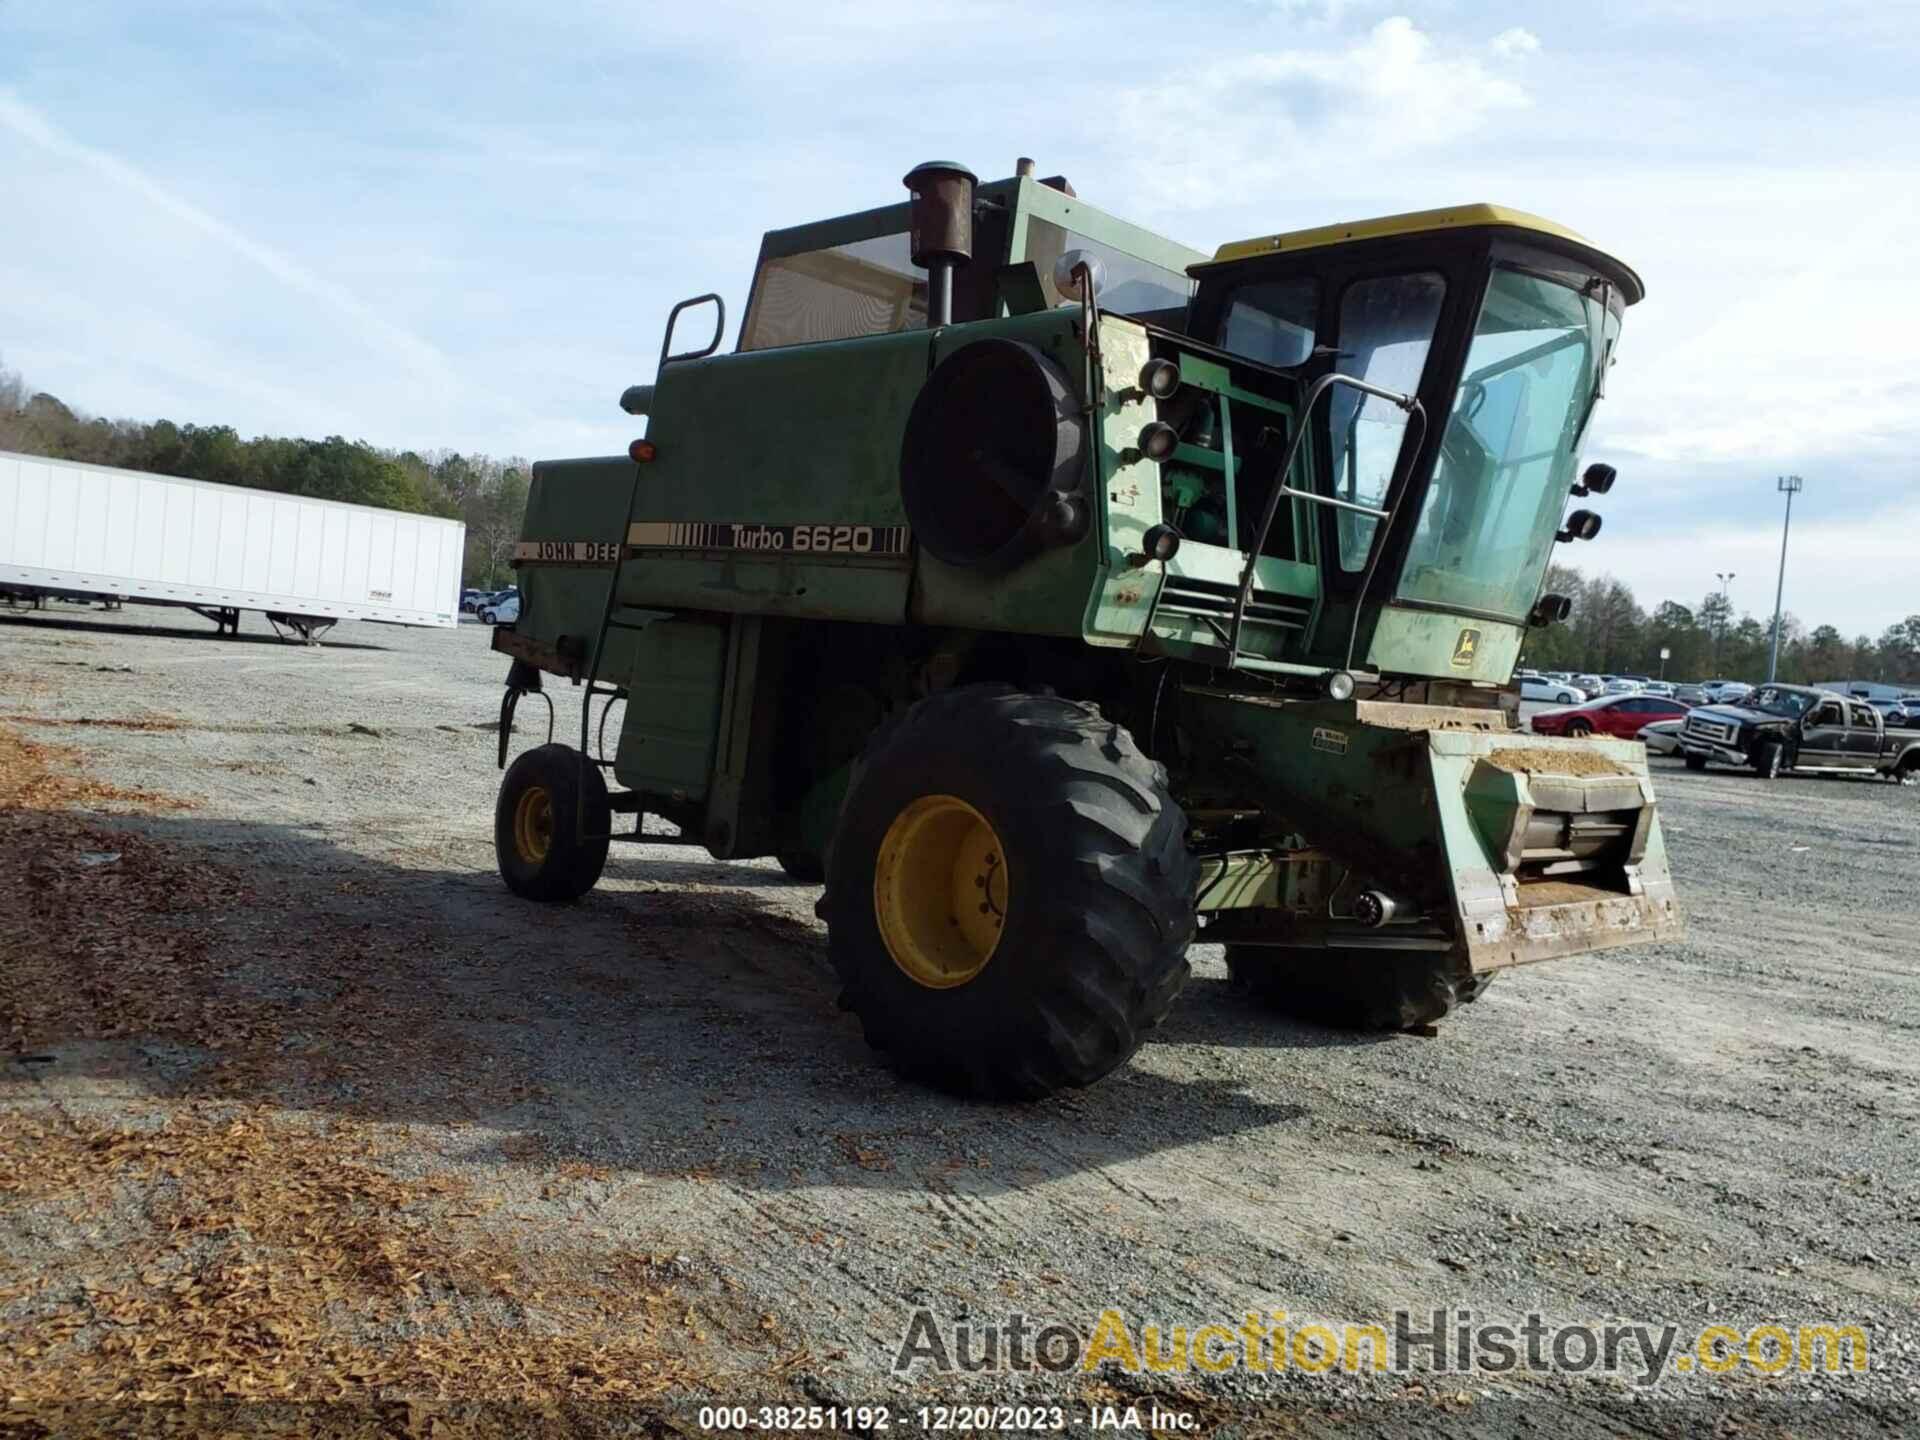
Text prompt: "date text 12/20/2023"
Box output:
[[696, 1402, 1197, 1431]]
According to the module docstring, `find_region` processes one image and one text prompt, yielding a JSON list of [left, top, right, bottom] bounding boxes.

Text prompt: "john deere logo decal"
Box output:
[[1451, 628, 1481, 668]]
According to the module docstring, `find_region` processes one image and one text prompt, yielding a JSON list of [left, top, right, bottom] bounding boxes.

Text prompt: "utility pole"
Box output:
[[1714, 571, 1736, 673], [1767, 475, 1803, 683]]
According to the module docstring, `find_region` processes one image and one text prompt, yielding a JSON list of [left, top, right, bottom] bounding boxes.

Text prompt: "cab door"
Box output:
[[1844, 702, 1886, 764], [1799, 699, 1849, 763]]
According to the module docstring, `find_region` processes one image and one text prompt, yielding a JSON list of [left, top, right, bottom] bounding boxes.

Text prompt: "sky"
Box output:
[[2, 0, 1915, 639]]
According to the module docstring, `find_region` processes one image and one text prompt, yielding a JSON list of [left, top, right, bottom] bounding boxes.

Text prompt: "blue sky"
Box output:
[[2, 1, 1915, 637]]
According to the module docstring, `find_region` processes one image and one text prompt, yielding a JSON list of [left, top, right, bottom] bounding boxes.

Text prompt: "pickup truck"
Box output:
[[1679, 684, 1920, 781]]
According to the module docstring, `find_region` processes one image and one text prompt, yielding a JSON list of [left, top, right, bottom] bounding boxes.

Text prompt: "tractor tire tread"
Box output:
[[494, 742, 610, 903], [1225, 946, 1492, 1032], [829, 684, 1195, 1100]]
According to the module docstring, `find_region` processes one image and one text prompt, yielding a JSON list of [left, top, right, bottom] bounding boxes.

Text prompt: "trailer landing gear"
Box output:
[[265, 612, 337, 645], [190, 605, 244, 636]]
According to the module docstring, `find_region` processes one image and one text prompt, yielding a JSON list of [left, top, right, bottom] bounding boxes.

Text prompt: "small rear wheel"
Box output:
[[1684, 754, 1708, 772], [1226, 947, 1491, 1031], [494, 743, 610, 901]]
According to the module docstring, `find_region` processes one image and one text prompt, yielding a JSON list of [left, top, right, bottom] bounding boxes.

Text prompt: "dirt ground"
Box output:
[[3, 601, 1916, 1437]]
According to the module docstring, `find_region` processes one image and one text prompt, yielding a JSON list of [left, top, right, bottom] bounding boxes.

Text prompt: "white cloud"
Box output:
[[0, 89, 457, 412], [1260, 0, 1382, 27], [1109, 18, 1535, 209], [1582, 170, 1920, 475], [1490, 26, 1541, 59]]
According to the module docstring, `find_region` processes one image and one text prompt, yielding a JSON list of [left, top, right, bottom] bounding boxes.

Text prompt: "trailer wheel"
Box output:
[[494, 743, 610, 902], [1225, 947, 1491, 1031], [827, 684, 1196, 1099]]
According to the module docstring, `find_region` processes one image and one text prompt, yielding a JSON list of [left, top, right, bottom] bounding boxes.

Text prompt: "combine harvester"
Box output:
[[0, 450, 463, 641], [487, 160, 1683, 1097]]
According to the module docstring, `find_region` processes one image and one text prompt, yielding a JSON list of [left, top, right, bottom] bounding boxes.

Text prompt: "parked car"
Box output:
[[1643, 681, 1677, 699], [1520, 676, 1585, 705], [1867, 698, 1915, 729], [1640, 717, 1686, 755], [1574, 674, 1605, 695], [1700, 680, 1751, 703], [479, 593, 521, 625], [1679, 685, 1920, 780], [1601, 677, 1641, 695], [1530, 695, 1691, 739], [1674, 683, 1707, 705], [460, 588, 487, 613]]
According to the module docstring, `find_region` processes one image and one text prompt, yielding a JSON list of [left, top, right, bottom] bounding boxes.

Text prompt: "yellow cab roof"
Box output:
[[1201, 203, 1643, 302]]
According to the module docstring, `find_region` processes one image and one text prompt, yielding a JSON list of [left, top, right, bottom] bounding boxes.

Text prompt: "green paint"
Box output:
[[496, 165, 1677, 983], [1367, 606, 1523, 683]]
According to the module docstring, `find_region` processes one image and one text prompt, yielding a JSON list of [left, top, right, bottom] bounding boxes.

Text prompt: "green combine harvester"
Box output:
[[489, 160, 1682, 1097]]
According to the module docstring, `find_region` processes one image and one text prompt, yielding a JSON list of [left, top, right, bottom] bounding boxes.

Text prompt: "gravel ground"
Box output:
[[3, 600, 1916, 1436]]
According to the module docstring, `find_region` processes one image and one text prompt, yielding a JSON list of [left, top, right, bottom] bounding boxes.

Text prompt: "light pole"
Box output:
[[1767, 475, 1803, 683], [1714, 571, 1735, 672]]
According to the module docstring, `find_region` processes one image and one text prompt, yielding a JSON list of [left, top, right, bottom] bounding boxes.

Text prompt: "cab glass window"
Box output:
[[1398, 265, 1620, 617], [1025, 218, 1194, 316], [1848, 703, 1877, 727], [1326, 272, 1447, 570], [739, 232, 925, 350], [1218, 278, 1318, 368]]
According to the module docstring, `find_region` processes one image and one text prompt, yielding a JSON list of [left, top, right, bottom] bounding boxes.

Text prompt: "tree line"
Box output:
[[5, 362, 1916, 682], [1, 363, 528, 588], [1525, 564, 1920, 688]]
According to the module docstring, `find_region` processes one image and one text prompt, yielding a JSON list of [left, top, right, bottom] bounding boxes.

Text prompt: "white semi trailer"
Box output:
[[0, 449, 464, 641]]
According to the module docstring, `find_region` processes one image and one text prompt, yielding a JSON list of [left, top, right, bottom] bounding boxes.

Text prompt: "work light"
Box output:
[[1137, 422, 1179, 463]]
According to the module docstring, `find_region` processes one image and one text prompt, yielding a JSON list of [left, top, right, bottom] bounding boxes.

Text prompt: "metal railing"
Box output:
[[1224, 372, 1425, 670]]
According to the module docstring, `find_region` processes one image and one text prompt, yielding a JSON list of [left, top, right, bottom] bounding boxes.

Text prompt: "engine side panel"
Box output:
[[616, 331, 930, 625]]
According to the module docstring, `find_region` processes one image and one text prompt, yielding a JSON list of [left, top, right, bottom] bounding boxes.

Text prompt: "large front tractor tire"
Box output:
[[1226, 947, 1493, 1032], [494, 743, 611, 902], [828, 685, 1197, 1100]]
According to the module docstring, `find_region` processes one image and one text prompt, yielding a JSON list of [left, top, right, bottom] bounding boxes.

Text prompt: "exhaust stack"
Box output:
[[903, 161, 976, 328]]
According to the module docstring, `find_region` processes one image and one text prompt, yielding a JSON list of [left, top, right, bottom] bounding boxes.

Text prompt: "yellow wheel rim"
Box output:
[[513, 785, 554, 865], [873, 794, 1008, 989]]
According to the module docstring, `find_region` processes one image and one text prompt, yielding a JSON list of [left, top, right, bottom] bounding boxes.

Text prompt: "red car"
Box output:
[[1530, 694, 1691, 739]]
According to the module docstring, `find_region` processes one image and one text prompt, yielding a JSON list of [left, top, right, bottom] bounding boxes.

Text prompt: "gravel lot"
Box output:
[[3, 601, 1916, 1435]]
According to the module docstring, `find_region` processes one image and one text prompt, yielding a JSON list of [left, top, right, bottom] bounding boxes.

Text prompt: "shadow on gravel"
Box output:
[[10, 805, 1343, 1194], [0, 610, 390, 651]]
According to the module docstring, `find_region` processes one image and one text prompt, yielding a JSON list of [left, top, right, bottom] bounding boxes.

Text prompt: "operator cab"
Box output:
[[1146, 205, 1642, 685]]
